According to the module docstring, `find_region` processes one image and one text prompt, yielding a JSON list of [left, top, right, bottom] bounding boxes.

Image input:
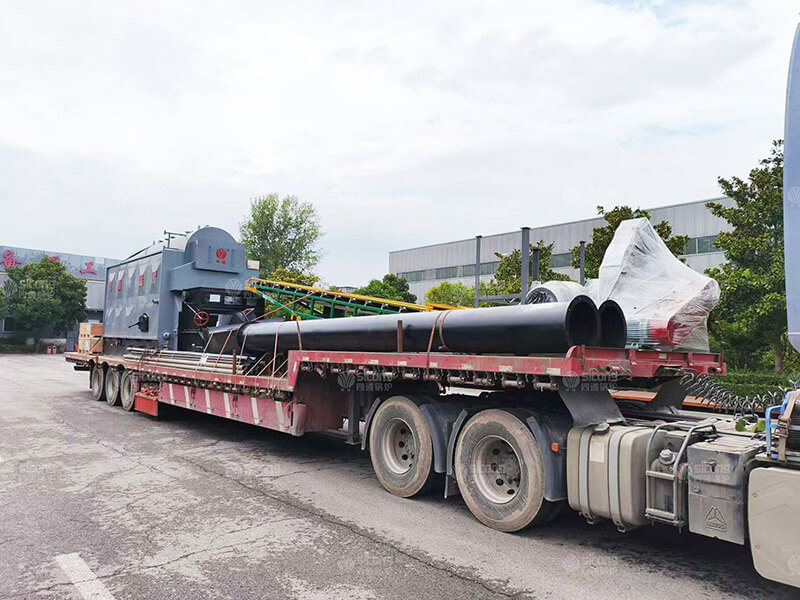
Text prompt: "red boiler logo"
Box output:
[[215, 248, 228, 264]]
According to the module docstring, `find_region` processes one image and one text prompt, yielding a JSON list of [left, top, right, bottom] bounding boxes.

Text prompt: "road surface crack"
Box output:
[[177, 454, 524, 599]]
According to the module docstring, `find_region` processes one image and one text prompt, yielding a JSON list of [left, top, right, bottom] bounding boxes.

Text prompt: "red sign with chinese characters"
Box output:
[[138, 274, 145, 287], [80, 261, 97, 275], [215, 248, 228, 265], [1, 250, 22, 269]]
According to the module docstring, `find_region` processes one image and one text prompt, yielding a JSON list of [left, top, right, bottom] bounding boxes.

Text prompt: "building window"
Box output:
[[397, 261, 500, 281], [696, 235, 719, 254], [480, 261, 499, 275], [549, 252, 572, 269], [2, 318, 20, 332], [684, 235, 719, 256]]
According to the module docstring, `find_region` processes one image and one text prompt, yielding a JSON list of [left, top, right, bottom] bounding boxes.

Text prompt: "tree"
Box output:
[[483, 241, 570, 297], [269, 267, 320, 288], [240, 194, 322, 277], [707, 140, 788, 371], [355, 274, 417, 304], [0, 258, 86, 350], [571, 206, 689, 279], [425, 281, 474, 307]]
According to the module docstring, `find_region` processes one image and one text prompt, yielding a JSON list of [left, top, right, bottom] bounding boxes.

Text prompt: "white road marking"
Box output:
[[55, 553, 116, 600]]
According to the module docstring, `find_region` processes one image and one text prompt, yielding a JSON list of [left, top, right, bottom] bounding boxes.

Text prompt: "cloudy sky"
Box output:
[[0, 0, 795, 286]]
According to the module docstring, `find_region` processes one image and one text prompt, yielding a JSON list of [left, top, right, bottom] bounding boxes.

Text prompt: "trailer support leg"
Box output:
[[346, 390, 363, 445]]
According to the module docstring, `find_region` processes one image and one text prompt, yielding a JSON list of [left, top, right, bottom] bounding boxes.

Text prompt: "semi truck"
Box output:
[[64, 25, 800, 591]]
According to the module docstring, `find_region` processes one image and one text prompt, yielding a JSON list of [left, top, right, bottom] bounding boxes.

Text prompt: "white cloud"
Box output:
[[0, 0, 795, 286]]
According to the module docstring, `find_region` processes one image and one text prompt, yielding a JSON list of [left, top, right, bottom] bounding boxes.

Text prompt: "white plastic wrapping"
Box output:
[[583, 218, 719, 351], [526, 280, 585, 304]]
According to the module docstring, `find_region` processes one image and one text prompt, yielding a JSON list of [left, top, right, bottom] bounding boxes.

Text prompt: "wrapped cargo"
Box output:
[[584, 218, 719, 351]]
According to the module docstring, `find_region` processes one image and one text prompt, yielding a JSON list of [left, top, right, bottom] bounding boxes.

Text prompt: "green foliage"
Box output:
[[0, 336, 35, 354], [714, 369, 798, 399], [484, 241, 570, 297], [734, 418, 766, 433], [706, 141, 789, 371], [0, 258, 86, 345], [240, 194, 322, 277], [425, 281, 474, 307], [269, 267, 320, 288], [570, 206, 689, 279], [720, 370, 796, 386], [355, 274, 417, 304], [0, 343, 35, 353]]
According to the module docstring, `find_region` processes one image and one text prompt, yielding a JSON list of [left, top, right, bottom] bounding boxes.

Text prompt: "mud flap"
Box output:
[[558, 388, 623, 427]]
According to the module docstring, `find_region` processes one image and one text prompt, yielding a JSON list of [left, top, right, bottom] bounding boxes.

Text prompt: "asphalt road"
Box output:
[[0, 354, 795, 600]]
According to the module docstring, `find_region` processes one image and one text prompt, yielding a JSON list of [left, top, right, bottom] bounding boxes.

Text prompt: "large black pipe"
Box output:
[[598, 300, 627, 349], [214, 295, 599, 356]]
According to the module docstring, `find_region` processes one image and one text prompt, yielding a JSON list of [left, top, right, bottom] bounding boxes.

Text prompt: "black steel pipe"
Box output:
[[598, 300, 627, 349], [219, 295, 599, 356]]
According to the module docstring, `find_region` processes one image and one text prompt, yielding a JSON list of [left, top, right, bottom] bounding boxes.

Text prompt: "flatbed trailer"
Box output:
[[64, 345, 800, 589], [65, 345, 724, 438]]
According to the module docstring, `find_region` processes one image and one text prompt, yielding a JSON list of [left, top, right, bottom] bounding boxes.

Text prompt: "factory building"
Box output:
[[389, 197, 734, 303], [0, 245, 120, 347]]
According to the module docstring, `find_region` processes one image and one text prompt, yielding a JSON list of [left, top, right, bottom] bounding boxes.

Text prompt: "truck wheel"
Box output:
[[119, 370, 136, 412], [369, 396, 437, 497], [455, 409, 560, 532], [105, 369, 121, 406], [90, 366, 106, 402]]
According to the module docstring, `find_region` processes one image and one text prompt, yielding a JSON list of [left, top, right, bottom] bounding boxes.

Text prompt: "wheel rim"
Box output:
[[92, 369, 102, 396], [472, 435, 522, 504], [381, 417, 416, 475], [121, 375, 134, 409], [106, 372, 119, 402]]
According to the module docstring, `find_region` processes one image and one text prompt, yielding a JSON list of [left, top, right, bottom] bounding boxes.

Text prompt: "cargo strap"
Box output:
[[425, 310, 451, 377]]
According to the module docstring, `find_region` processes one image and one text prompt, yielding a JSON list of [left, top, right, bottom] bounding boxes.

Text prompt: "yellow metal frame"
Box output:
[[245, 277, 464, 314]]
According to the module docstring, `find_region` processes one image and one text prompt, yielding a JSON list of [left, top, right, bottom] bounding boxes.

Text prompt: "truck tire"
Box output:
[[105, 369, 121, 406], [119, 370, 136, 412], [90, 365, 106, 402], [455, 409, 560, 532], [369, 396, 438, 497]]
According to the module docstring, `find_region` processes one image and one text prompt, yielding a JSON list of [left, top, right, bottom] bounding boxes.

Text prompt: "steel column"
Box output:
[[579, 240, 586, 285], [520, 227, 530, 304]]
